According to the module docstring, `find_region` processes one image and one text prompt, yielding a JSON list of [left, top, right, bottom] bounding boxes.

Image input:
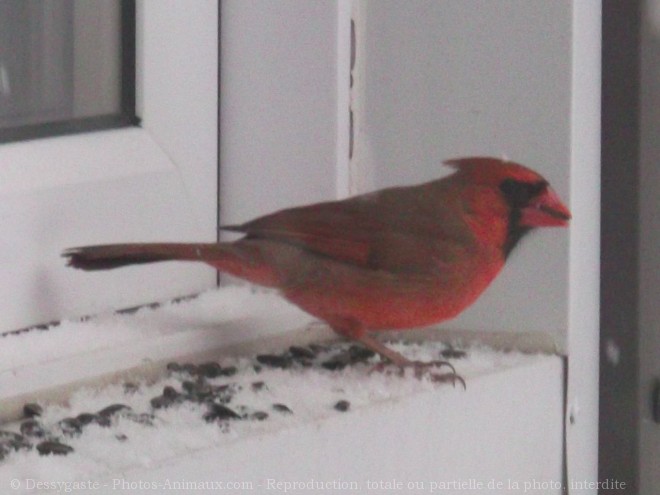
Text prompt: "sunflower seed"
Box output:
[[289, 346, 316, 360], [22, 403, 43, 418], [250, 411, 269, 421], [203, 403, 241, 422], [197, 362, 223, 378], [36, 440, 73, 456], [98, 404, 132, 418], [272, 403, 293, 415], [57, 418, 82, 437], [20, 420, 46, 438], [256, 354, 292, 369]]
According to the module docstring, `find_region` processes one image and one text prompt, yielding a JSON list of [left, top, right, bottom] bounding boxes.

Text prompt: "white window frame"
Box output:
[[0, 0, 219, 332], [0, 1, 220, 417], [0, 0, 350, 423]]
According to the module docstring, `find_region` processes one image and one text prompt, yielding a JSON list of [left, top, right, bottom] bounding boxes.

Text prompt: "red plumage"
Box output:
[[64, 157, 570, 374]]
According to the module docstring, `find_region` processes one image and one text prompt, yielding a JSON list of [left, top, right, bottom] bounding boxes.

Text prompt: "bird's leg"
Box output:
[[356, 334, 466, 388], [328, 320, 465, 388]]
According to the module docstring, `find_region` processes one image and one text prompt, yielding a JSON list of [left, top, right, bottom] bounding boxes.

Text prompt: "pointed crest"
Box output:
[[443, 156, 544, 185]]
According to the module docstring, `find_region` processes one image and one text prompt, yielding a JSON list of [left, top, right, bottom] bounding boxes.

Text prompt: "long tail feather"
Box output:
[[63, 243, 215, 271]]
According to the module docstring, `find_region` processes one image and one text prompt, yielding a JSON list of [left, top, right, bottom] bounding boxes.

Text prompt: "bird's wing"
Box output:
[[222, 187, 473, 274]]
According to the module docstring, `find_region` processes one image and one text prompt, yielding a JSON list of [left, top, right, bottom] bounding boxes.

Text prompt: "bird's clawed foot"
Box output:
[[352, 334, 466, 388], [369, 360, 466, 389]]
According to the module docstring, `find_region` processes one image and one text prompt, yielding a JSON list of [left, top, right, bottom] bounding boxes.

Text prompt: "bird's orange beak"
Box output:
[[520, 186, 571, 227]]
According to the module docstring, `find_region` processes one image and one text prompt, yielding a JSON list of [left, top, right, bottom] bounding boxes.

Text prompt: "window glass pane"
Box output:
[[0, 0, 136, 142], [73, 0, 122, 119]]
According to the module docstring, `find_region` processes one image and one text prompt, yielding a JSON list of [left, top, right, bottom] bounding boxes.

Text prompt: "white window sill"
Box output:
[[0, 286, 315, 423], [0, 286, 563, 492], [109, 357, 562, 493]]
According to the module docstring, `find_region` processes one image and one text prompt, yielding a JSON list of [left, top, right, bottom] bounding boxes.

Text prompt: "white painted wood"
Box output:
[[336, 0, 352, 199], [138, 0, 219, 226], [0, 129, 166, 196], [219, 0, 346, 227], [565, 1, 602, 491], [0, 130, 213, 331], [0, 1, 218, 331], [349, 0, 371, 195]]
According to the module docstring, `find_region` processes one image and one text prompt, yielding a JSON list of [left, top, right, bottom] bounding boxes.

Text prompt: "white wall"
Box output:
[[359, 0, 573, 340], [220, 0, 348, 227]]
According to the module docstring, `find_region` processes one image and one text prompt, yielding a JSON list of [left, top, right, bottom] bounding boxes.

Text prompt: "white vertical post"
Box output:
[[566, 2, 602, 489], [335, 0, 352, 199]]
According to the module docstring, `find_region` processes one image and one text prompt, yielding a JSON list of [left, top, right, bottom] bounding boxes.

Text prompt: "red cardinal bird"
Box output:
[[64, 157, 570, 380]]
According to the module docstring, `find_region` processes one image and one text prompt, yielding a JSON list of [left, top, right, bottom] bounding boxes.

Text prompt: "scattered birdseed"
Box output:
[[182, 380, 213, 401], [321, 359, 347, 371], [251, 381, 267, 392], [210, 383, 241, 404], [203, 403, 242, 422], [76, 413, 111, 428], [0, 431, 31, 452], [309, 343, 329, 353], [162, 385, 181, 400], [166, 362, 182, 373], [36, 440, 74, 456], [220, 366, 238, 377], [97, 404, 131, 419], [20, 420, 46, 439], [124, 412, 156, 427], [57, 418, 82, 437], [440, 346, 467, 359], [321, 344, 375, 370], [0, 338, 471, 466], [288, 345, 316, 360], [197, 361, 223, 378], [250, 411, 269, 421], [150, 395, 175, 410], [122, 382, 140, 394], [348, 345, 376, 361], [272, 403, 293, 415], [22, 403, 43, 418], [256, 354, 292, 369], [180, 363, 199, 376], [75, 413, 96, 426]]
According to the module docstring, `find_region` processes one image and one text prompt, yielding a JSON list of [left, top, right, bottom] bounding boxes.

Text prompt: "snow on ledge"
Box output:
[[0, 286, 564, 493], [0, 286, 315, 422], [0, 343, 563, 492], [0, 285, 560, 424]]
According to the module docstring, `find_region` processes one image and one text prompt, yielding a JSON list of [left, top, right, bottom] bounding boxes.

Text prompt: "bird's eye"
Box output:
[[499, 179, 547, 207]]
